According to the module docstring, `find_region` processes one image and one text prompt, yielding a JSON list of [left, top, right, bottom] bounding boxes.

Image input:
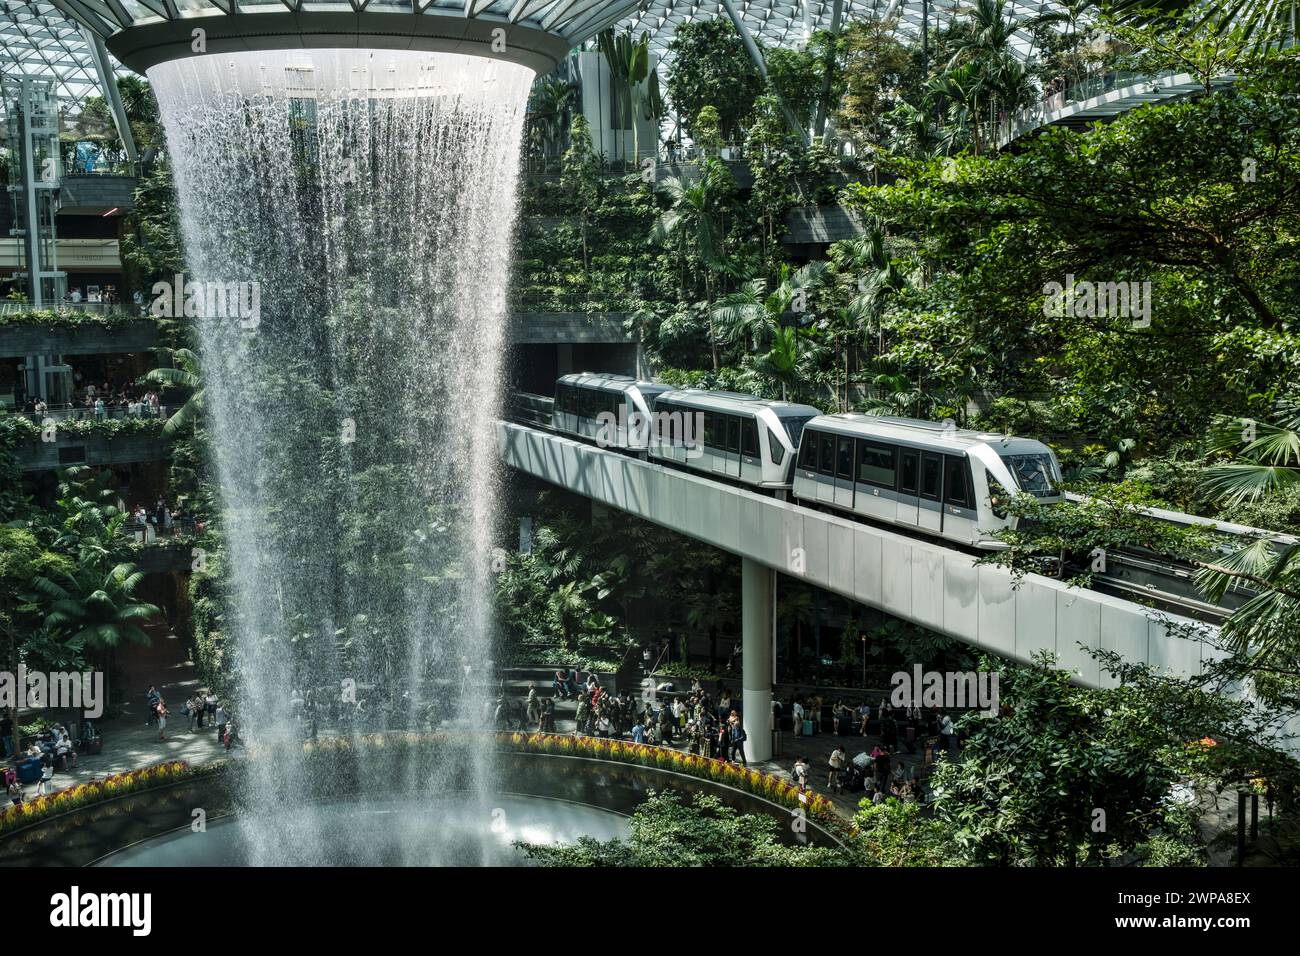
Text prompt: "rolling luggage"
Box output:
[[802, 719, 815, 736]]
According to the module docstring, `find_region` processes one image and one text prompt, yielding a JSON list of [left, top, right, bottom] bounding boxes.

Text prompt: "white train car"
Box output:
[[792, 414, 1063, 549], [552, 373, 670, 453], [647, 389, 821, 490]]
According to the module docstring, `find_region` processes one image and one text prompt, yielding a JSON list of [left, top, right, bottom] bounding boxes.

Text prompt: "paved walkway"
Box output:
[[16, 627, 228, 798]]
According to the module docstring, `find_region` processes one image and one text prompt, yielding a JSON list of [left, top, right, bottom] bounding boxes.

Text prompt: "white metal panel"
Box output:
[[880, 537, 911, 619], [976, 566, 1017, 657], [1099, 603, 1150, 689], [911, 545, 944, 630], [853, 524, 882, 608], [828, 520, 854, 596], [1013, 577, 1058, 662], [1055, 589, 1102, 685], [943, 554, 979, 644]]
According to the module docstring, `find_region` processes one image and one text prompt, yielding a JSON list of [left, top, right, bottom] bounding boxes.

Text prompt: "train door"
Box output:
[[833, 435, 855, 508], [739, 417, 762, 484], [724, 415, 742, 478], [704, 412, 725, 474], [941, 455, 978, 545], [896, 448, 921, 526], [816, 431, 837, 502], [918, 451, 944, 533], [855, 440, 898, 523]]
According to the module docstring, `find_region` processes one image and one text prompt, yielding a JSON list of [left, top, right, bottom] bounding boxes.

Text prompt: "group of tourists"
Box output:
[[147, 684, 236, 749], [787, 694, 959, 755], [518, 672, 754, 767], [19, 378, 164, 423]]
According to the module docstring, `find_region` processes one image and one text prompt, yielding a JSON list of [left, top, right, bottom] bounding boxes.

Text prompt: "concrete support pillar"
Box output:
[[741, 557, 773, 763]]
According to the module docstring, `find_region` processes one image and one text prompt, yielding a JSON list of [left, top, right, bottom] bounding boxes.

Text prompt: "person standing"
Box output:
[[792, 698, 804, 737], [215, 702, 228, 744], [828, 744, 846, 792], [156, 701, 168, 740]]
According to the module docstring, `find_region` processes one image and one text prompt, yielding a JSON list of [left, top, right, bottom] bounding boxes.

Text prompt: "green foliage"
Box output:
[[517, 789, 854, 866], [664, 19, 764, 142], [979, 485, 1216, 586], [877, 650, 1299, 866]]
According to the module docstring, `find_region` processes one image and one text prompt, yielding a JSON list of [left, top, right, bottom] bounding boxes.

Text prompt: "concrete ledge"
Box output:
[[15, 431, 170, 471], [0, 320, 164, 358]]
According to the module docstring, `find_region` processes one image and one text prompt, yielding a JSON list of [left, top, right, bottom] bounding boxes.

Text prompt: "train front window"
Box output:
[[1001, 453, 1061, 497], [782, 416, 814, 446]]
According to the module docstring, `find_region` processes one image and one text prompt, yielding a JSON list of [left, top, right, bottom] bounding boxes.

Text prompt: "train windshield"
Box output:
[[782, 416, 814, 447], [1001, 453, 1061, 497]]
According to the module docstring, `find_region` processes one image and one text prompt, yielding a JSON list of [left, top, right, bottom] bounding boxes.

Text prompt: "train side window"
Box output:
[[818, 433, 836, 475], [741, 419, 758, 457], [767, 426, 786, 466], [899, 450, 919, 493], [837, 436, 854, 479], [944, 456, 973, 508], [727, 416, 741, 454], [857, 441, 897, 488], [798, 430, 818, 470], [921, 453, 942, 500]]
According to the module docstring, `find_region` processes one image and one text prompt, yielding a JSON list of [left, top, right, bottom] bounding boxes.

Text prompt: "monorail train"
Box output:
[[645, 389, 822, 489], [547, 372, 1064, 550], [552, 373, 670, 452], [792, 414, 1063, 549]]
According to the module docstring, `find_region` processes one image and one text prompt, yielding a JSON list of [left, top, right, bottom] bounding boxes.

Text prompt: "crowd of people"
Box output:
[[503, 670, 754, 766], [785, 693, 959, 756], [17, 378, 165, 423], [145, 684, 238, 750]]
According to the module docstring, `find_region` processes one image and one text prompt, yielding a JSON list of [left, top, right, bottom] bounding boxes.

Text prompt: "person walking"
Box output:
[[156, 702, 168, 740], [729, 719, 748, 766], [215, 702, 228, 745]]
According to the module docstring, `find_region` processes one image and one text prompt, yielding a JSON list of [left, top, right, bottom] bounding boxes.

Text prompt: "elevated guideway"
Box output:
[[497, 418, 1223, 758]]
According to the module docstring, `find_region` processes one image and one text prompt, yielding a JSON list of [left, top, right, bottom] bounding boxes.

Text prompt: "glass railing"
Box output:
[[998, 69, 1187, 145], [0, 300, 132, 317]]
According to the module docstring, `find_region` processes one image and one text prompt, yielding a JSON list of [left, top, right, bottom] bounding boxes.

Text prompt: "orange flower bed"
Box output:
[[0, 760, 193, 836]]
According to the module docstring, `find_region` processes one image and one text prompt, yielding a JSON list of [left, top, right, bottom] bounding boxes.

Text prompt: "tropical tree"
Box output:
[[1109, 0, 1298, 54], [754, 325, 825, 401], [650, 159, 736, 365], [0, 528, 73, 759], [142, 347, 204, 437], [1199, 395, 1300, 506], [561, 115, 603, 279], [34, 563, 160, 652], [527, 76, 577, 169], [712, 260, 827, 355], [597, 29, 662, 165]]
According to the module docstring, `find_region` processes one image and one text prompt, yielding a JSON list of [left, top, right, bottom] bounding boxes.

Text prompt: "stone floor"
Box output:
[[14, 625, 229, 798]]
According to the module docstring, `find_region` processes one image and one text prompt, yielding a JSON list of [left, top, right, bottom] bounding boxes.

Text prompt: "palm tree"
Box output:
[[1199, 396, 1300, 505], [755, 326, 826, 402], [527, 76, 577, 169], [946, 0, 1024, 69], [650, 160, 735, 366], [598, 29, 659, 166], [35, 563, 160, 650], [142, 347, 204, 438], [712, 261, 828, 355], [1109, 0, 1297, 54]]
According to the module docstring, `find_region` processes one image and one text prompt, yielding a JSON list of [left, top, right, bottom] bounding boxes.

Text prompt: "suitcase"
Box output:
[[802, 719, 814, 736], [905, 725, 916, 743], [2, 767, 15, 787]]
